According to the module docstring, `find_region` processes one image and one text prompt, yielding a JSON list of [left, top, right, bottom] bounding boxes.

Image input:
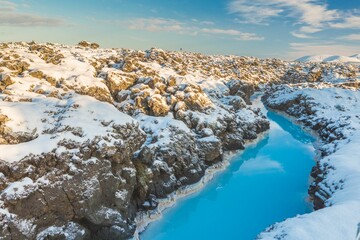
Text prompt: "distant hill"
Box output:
[[296, 54, 360, 63], [350, 54, 360, 60]]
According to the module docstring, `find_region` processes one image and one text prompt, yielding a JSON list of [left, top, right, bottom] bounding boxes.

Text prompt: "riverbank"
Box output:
[[139, 95, 316, 240], [259, 84, 360, 240], [134, 131, 268, 239]]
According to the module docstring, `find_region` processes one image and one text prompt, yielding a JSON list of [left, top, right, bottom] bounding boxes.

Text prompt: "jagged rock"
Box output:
[[0, 60, 29, 74], [78, 41, 100, 49], [134, 127, 206, 201], [182, 87, 213, 111], [148, 94, 170, 116], [223, 132, 245, 150], [0, 74, 14, 92], [0, 121, 146, 239], [29, 70, 44, 79], [227, 79, 255, 104], [106, 71, 137, 98], [0, 114, 38, 145], [196, 136, 223, 163], [29, 44, 64, 65]]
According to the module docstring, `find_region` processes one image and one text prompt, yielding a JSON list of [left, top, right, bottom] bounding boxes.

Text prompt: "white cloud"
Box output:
[[201, 28, 241, 36], [0, 0, 16, 11], [200, 21, 215, 26], [290, 32, 313, 39], [201, 28, 264, 40], [0, 0, 64, 27], [236, 156, 284, 175], [0, 13, 64, 27], [228, 0, 359, 37], [125, 18, 264, 41], [191, 19, 214, 25], [228, 0, 338, 26], [330, 16, 360, 29], [128, 18, 188, 32], [298, 26, 322, 33], [228, 1, 281, 25], [338, 34, 360, 41], [0, 0, 16, 8], [235, 35, 264, 41], [203, 27, 263, 41]]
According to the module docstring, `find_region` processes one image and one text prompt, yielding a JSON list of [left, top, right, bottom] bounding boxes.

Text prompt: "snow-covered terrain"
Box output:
[[0, 41, 359, 239], [260, 84, 360, 239], [0, 41, 271, 239], [296, 54, 360, 63]]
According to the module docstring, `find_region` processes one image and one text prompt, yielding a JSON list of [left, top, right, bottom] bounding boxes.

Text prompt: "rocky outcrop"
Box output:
[[0, 114, 38, 145], [0, 74, 13, 92], [29, 43, 64, 65], [227, 79, 255, 104], [78, 41, 100, 49], [0, 60, 29, 75], [135, 129, 206, 200], [114, 76, 214, 117], [262, 84, 353, 210], [0, 123, 146, 240]]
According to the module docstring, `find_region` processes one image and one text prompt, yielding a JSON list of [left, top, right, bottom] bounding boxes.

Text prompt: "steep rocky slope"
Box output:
[[0, 41, 359, 239]]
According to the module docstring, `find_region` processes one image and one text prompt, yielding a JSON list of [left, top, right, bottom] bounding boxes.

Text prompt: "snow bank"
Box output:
[[260, 86, 360, 240]]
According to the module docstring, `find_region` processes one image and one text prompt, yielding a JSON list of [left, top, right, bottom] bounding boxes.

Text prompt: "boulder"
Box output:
[[148, 94, 170, 116], [227, 79, 255, 104]]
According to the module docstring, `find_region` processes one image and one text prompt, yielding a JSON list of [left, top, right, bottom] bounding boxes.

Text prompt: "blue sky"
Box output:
[[0, 0, 359, 59]]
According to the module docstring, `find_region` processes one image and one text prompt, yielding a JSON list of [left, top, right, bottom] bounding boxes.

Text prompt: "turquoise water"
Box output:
[[141, 108, 315, 240]]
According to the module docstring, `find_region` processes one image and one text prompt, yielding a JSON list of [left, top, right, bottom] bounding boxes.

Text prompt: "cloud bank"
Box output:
[[0, 0, 64, 27], [124, 17, 264, 41], [228, 0, 360, 38]]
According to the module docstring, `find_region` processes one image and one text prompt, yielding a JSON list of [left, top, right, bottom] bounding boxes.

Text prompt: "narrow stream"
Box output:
[[141, 97, 315, 240]]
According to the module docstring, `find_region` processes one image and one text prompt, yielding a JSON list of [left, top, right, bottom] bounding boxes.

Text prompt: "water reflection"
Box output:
[[237, 156, 284, 175], [266, 111, 315, 144], [218, 136, 270, 189]]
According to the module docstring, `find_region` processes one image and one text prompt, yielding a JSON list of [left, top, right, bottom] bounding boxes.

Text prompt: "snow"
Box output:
[[0, 83, 135, 162], [260, 86, 360, 240], [296, 54, 360, 63], [0, 135, 58, 163], [136, 113, 191, 147], [36, 222, 87, 240], [15, 44, 110, 93], [350, 54, 360, 60], [115, 189, 128, 201], [197, 135, 220, 143], [1, 177, 35, 201]]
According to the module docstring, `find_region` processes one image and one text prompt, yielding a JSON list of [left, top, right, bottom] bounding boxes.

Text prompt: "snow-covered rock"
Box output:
[[260, 84, 360, 240], [0, 41, 359, 239], [0, 41, 272, 239]]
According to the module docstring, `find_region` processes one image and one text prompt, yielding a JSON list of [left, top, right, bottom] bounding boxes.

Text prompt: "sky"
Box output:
[[0, 0, 359, 60]]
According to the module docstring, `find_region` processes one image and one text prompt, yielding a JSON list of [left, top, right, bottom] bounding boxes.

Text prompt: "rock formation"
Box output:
[[0, 41, 359, 239]]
